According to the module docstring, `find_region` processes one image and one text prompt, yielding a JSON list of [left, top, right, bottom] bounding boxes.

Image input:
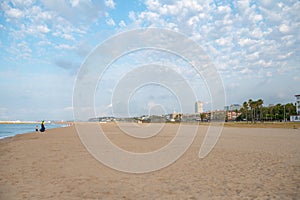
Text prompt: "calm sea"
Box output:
[[0, 123, 67, 139]]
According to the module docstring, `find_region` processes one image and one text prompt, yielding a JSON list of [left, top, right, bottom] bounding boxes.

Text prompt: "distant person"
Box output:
[[40, 121, 46, 132], [35, 125, 39, 132]]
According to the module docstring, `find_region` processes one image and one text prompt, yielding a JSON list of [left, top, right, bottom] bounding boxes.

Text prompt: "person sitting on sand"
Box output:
[[40, 121, 46, 132], [35, 125, 39, 132]]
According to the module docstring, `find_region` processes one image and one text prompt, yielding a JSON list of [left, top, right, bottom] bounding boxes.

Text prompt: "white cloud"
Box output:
[[238, 38, 256, 47], [145, 0, 161, 11], [51, 16, 87, 40], [279, 24, 290, 33], [7, 41, 32, 59], [30, 6, 54, 21], [105, 0, 115, 9], [55, 44, 75, 50], [17, 41, 31, 52], [70, 0, 80, 7], [5, 8, 24, 19], [187, 16, 199, 27], [37, 40, 52, 46], [36, 25, 50, 33], [10, 0, 34, 7], [215, 37, 231, 46], [217, 5, 231, 14], [138, 11, 160, 24], [257, 60, 272, 68], [41, 0, 104, 26], [129, 11, 136, 21], [0, 24, 5, 30], [240, 68, 252, 75], [250, 13, 263, 23], [119, 20, 126, 27], [61, 33, 75, 40], [106, 18, 115, 26]]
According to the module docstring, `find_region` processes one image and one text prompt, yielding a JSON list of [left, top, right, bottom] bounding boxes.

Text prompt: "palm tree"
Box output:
[[253, 101, 259, 122], [248, 99, 254, 123], [243, 101, 248, 121], [257, 99, 263, 121]]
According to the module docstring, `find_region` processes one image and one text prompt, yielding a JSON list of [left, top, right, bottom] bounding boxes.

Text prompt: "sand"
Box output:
[[0, 123, 299, 199]]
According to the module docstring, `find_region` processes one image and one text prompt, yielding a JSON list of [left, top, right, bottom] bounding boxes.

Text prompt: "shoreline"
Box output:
[[0, 121, 73, 124], [0, 123, 73, 140], [1, 121, 299, 141]]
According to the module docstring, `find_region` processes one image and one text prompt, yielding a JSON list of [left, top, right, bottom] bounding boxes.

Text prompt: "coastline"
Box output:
[[0, 123, 72, 140], [0, 121, 73, 124], [2, 121, 298, 141], [1, 123, 299, 199]]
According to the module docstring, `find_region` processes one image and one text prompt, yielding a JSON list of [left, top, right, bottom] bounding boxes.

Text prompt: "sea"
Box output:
[[0, 123, 67, 139]]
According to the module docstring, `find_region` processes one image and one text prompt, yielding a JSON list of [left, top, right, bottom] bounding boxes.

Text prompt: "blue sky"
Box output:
[[0, 0, 299, 121]]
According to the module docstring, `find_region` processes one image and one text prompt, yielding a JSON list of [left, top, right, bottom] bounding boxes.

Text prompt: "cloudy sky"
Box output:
[[0, 0, 299, 121]]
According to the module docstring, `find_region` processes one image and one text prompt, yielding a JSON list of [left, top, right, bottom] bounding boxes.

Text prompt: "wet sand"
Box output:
[[0, 123, 299, 199]]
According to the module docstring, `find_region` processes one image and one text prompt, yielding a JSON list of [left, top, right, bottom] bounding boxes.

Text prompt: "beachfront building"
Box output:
[[295, 94, 300, 115], [195, 101, 203, 114], [226, 111, 241, 121], [224, 106, 230, 111], [168, 112, 182, 122]]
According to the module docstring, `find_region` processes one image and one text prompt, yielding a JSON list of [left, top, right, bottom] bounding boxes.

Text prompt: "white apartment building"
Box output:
[[195, 101, 203, 114], [295, 94, 300, 115]]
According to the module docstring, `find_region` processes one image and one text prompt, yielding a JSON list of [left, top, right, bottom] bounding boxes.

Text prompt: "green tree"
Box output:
[[285, 103, 296, 120], [274, 104, 283, 121], [200, 113, 206, 122], [243, 101, 248, 122], [263, 107, 268, 121], [248, 99, 253, 122], [257, 99, 264, 121]]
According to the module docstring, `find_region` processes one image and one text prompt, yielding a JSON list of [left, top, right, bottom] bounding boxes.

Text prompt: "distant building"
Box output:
[[227, 111, 241, 121], [195, 101, 203, 114], [224, 106, 229, 111], [168, 112, 182, 122], [229, 104, 242, 111], [295, 94, 300, 115], [290, 115, 300, 122]]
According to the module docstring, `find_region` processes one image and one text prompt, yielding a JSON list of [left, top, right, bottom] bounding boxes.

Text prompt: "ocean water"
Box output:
[[0, 123, 67, 139]]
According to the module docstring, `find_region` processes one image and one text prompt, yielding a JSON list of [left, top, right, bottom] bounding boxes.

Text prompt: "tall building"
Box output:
[[224, 106, 229, 111], [295, 94, 300, 115], [229, 104, 242, 111], [195, 101, 203, 114]]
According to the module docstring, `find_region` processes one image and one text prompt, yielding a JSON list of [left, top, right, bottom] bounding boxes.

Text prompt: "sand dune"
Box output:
[[0, 123, 299, 199]]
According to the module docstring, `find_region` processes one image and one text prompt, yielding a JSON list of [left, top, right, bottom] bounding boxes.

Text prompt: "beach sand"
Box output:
[[0, 123, 299, 199]]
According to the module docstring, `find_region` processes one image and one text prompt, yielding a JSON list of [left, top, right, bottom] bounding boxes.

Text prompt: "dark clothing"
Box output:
[[40, 123, 45, 132]]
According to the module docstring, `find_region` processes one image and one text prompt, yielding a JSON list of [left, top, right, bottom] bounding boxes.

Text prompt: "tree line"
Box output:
[[237, 99, 297, 122]]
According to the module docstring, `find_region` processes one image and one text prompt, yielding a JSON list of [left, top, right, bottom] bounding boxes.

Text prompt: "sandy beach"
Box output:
[[0, 123, 299, 199]]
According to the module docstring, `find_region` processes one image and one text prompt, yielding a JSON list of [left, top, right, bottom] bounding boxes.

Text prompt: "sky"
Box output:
[[0, 0, 299, 121]]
